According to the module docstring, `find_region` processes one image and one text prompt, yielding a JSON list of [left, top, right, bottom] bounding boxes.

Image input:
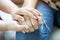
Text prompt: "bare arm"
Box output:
[[0, 20, 20, 31], [23, 0, 38, 8], [0, 20, 8, 31], [0, 20, 29, 32], [0, 0, 19, 13]]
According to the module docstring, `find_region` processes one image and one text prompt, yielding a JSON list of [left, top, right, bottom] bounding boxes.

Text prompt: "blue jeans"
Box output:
[[16, 2, 54, 40], [54, 8, 60, 27]]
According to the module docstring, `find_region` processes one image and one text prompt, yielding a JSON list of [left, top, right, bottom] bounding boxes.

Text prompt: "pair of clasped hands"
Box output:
[[8, 7, 42, 33]]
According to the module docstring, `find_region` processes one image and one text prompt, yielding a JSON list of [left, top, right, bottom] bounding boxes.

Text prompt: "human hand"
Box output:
[[11, 7, 42, 33], [20, 16, 35, 33], [20, 7, 42, 31], [20, 15, 42, 33], [18, 8, 42, 33], [0, 11, 30, 32], [11, 8, 38, 20], [6, 21, 30, 32]]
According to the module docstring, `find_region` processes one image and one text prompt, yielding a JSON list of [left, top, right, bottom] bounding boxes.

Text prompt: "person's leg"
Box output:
[[54, 8, 60, 27], [4, 31, 16, 40], [16, 1, 54, 40]]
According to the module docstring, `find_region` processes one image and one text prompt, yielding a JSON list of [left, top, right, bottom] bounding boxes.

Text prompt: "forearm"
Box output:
[[0, 20, 17, 31], [23, 0, 38, 8], [0, 0, 19, 13], [0, 20, 9, 31]]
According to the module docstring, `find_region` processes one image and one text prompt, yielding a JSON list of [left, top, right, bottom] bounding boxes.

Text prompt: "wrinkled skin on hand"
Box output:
[[16, 15, 40, 33], [11, 8, 42, 33]]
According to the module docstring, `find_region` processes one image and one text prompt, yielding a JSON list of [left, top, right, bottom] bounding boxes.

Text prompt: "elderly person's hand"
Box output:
[[0, 11, 30, 32], [20, 15, 39, 33], [11, 7, 42, 33], [21, 8, 42, 33]]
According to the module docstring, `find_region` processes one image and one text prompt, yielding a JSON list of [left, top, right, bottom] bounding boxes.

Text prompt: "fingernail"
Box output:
[[22, 31, 25, 33]]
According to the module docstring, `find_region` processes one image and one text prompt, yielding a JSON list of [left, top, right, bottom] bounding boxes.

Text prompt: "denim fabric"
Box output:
[[16, 2, 54, 40], [54, 8, 60, 27]]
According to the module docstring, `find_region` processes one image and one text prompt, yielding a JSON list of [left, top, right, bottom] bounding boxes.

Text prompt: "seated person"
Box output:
[[12, 0, 60, 40], [0, 10, 29, 31], [0, 0, 42, 40], [1, 0, 60, 40]]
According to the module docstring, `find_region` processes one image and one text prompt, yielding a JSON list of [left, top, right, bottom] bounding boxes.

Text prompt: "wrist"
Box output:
[[21, 7, 35, 10], [22, 4, 35, 8], [6, 21, 20, 31], [23, 0, 38, 8], [10, 8, 20, 14]]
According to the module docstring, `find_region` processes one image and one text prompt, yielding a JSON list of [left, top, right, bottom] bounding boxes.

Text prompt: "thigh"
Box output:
[[16, 2, 54, 40], [35, 2, 54, 40], [4, 31, 16, 40]]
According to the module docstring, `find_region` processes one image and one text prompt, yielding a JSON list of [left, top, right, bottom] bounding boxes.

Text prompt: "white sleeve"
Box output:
[[0, 10, 13, 21]]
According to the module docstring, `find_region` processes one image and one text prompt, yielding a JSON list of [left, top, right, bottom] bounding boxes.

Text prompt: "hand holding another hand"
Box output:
[[11, 7, 42, 33]]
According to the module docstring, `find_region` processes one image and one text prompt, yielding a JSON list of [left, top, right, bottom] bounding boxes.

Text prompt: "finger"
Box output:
[[26, 21, 34, 32], [16, 15, 24, 22], [22, 25, 30, 33], [32, 9, 42, 16], [22, 29, 29, 33], [18, 16, 30, 33], [26, 8, 42, 16], [31, 18, 38, 30], [24, 16, 35, 32], [25, 9, 39, 25], [26, 8, 42, 22], [22, 31, 25, 33], [15, 9, 27, 16], [23, 27, 30, 33], [37, 16, 43, 25], [17, 25, 29, 32], [27, 9, 42, 24], [7, 21, 29, 32], [23, 9, 37, 19], [28, 26, 35, 32], [22, 24, 30, 33], [11, 14, 24, 22]]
